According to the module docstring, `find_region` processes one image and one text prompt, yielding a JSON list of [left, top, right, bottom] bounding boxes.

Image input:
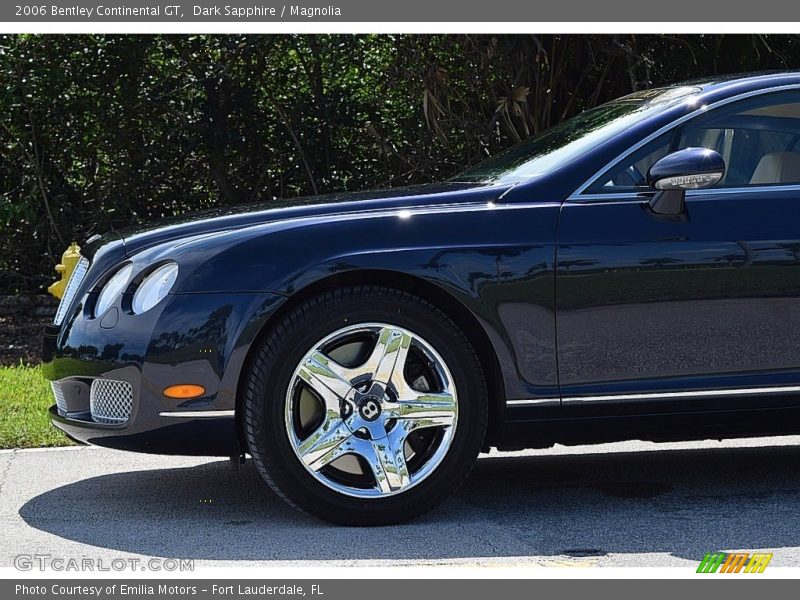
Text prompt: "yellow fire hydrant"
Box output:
[[47, 242, 82, 299]]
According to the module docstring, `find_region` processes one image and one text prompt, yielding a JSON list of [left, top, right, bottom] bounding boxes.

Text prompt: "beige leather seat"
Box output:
[[750, 151, 800, 185]]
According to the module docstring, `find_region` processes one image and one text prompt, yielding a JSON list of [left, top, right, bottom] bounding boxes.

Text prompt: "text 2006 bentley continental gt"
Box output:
[[43, 72, 800, 524]]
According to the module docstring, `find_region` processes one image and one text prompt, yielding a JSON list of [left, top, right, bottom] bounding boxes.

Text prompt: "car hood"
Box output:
[[113, 182, 508, 256]]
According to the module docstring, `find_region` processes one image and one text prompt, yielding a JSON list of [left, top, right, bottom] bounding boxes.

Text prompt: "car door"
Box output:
[[555, 88, 800, 414]]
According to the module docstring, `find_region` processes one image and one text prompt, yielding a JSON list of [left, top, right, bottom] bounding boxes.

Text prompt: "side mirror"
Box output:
[[646, 148, 725, 215]]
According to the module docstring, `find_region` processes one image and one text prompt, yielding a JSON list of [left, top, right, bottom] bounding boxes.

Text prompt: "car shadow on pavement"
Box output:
[[18, 443, 800, 563]]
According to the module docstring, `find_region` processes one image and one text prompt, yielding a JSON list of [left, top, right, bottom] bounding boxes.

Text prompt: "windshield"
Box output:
[[453, 86, 701, 184]]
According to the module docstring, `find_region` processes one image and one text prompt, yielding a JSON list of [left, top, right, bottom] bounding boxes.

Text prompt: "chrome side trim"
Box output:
[[686, 183, 800, 197], [159, 410, 235, 418], [505, 385, 800, 407], [561, 385, 800, 404], [574, 183, 800, 203], [506, 398, 561, 407], [569, 83, 800, 200]]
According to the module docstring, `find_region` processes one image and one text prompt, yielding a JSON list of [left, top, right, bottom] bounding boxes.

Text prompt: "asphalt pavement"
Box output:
[[2, 436, 800, 570]]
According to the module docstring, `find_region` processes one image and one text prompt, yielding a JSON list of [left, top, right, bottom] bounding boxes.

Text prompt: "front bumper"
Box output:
[[42, 290, 284, 455]]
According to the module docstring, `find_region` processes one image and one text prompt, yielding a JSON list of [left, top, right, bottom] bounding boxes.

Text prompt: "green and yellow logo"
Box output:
[[697, 552, 773, 573]]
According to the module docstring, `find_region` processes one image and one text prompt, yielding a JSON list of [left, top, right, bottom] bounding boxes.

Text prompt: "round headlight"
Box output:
[[132, 263, 179, 314], [95, 264, 133, 317]]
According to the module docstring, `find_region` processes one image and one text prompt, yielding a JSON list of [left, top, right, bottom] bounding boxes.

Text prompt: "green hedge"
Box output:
[[2, 34, 799, 294]]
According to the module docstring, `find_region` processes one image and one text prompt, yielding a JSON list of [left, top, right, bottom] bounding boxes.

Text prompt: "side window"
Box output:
[[585, 92, 800, 194], [587, 133, 673, 193], [677, 126, 798, 186]]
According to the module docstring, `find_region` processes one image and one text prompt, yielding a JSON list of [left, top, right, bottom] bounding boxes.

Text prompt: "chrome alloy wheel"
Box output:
[[285, 323, 458, 498]]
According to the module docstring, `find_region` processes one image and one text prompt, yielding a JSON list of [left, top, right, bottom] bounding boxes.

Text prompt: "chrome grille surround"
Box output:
[[51, 381, 68, 414], [90, 379, 134, 424], [54, 257, 90, 326]]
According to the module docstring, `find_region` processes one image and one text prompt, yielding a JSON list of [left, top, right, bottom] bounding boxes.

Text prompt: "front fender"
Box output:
[[183, 200, 563, 403]]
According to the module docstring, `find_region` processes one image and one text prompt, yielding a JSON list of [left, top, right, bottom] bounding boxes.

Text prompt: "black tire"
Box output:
[[242, 285, 488, 525]]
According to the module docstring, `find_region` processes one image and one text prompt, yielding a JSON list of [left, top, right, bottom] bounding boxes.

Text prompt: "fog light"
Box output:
[[163, 384, 206, 399]]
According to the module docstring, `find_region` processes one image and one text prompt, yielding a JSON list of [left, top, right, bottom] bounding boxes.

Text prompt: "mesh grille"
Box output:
[[90, 379, 133, 424], [54, 257, 90, 326], [51, 381, 68, 413]]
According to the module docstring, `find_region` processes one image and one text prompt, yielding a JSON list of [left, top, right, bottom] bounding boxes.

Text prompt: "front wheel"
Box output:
[[242, 286, 488, 525]]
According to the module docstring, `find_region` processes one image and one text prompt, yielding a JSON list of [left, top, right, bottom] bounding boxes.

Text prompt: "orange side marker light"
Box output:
[[163, 384, 206, 399]]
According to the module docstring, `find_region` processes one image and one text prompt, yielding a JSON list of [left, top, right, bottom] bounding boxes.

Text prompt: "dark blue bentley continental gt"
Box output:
[[43, 72, 800, 524]]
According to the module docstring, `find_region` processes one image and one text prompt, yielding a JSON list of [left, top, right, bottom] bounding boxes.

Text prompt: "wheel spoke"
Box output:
[[296, 351, 353, 409], [355, 435, 411, 493], [363, 327, 412, 386], [396, 391, 456, 428], [286, 322, 459, 499], [297, 418, 352, 471]]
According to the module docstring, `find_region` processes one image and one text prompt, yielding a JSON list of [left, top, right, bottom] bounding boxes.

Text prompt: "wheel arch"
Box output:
[[234, 269, 506, 453]]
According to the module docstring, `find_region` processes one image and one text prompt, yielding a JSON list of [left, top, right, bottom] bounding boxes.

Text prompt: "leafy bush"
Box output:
[[2, 34, 799, 294]]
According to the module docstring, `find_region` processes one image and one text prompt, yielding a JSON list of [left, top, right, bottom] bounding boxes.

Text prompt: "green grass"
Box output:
[[0, 363, 75, 449]]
